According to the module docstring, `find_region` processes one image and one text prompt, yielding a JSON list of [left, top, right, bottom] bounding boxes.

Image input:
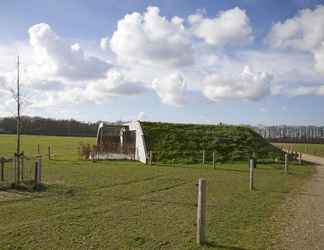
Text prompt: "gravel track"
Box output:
[[277, 153, 324, 249]]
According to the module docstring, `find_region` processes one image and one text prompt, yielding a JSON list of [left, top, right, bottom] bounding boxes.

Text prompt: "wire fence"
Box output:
[[0, 154, 42, 189], [146, 149, 285, 165]]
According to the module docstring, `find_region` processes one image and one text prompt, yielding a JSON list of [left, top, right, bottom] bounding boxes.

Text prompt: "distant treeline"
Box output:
[[0, 116, 101, 137]]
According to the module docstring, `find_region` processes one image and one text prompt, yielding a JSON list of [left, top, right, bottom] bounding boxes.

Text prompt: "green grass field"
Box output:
[[274, 143, 324, 158], [0, 134, 315, 249]]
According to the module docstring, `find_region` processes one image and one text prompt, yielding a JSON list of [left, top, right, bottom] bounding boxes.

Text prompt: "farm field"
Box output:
[[0, 134, 315, 249], [274, 143, 324, 158]]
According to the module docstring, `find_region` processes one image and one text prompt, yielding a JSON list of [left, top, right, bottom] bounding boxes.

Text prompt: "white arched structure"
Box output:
[[125, 121, 148, 163], [95, 121, 148, 164]]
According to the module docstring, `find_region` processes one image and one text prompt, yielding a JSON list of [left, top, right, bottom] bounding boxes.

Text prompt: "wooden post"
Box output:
[[149, 150, 153, 166], [37, 144, 40, 155], [34, 160, 39, 188], [285, 153, 288, 174], [249, 159, 255, 191], [197, 178, 207, 245], [48, 145, 51, 160], [202, 150, 205, 166], [212, 152, 215, 169], [12, 156, 16, 184], [34, 160, 41, 188], [21, 155, 24, 181], [299, 152, 302, 165], [0, 159, 4, 181], [39, 159, 42, 183]]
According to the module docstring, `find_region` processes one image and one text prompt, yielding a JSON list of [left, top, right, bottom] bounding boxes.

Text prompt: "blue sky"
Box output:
[[0, 0, 324, 125]]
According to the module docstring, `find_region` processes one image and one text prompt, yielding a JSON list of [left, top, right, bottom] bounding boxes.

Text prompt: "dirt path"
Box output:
[[277, 153, 324, 249]]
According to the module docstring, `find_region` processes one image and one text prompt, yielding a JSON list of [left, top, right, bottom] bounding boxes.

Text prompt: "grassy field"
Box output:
[[274, 143, 324, 158], [0, 134, 315, 249]]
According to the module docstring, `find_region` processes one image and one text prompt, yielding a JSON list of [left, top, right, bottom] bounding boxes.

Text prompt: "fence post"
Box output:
[[34, 160, 42, 189], [21, 155, 24, 181], [285, 153, 288, 174], [39, 159, 42, 183], [0, 159, 4, 181], [249, 159, 255, 191], [299, 152, 302, 165], [149, 150, 153, 166], [48, 145, 51, 160], [34, 160, 39, 188], [13, 156, 17, 184], [197, 178, 207, 245], [37, 144, 40, 155], [202, 150, 205, 166], [212, 152, 215, 169]]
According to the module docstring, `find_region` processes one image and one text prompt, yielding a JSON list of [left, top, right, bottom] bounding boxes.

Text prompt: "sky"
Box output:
[[1, 0, 324, 125]]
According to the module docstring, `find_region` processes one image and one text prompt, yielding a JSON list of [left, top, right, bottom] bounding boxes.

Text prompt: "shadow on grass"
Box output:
[[0, 180, 47, 192], [204, 241, 248, 250]]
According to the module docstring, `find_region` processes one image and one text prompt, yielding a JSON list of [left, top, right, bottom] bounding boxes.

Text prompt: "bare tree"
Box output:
[[0, 57, 35, 183], [16, 56, 22, 183]]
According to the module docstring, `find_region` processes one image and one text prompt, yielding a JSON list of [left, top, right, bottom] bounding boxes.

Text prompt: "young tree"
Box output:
[[16, 56, 22, 182]]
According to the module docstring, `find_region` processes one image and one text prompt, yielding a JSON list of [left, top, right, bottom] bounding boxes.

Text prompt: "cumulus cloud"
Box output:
[[314, 42, 324, 74], [202, 66, 272, 101], [85, 70, 148, 102], [267, 5, 324, 74], [189, 7, 253, 47], [152, 72, 187, 106], [100, 36, 110, 51], [267, 5, 324, 51], [29, 80, 65, 91], [288, 85, 324, 96], [28, 23, 111, 80], [110, 6, 193, 67]]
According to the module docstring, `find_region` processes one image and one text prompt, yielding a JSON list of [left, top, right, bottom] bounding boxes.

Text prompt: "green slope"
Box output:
[[141, 122, 282, 163]]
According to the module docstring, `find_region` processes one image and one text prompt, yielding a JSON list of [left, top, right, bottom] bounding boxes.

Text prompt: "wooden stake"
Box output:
[[37, 144, 40, 155], [299, 152, 302, 165], [202, 150, 205, 166], [39, 159, 42, 183], [48, 145, 51, 160], [212, 152, 215, 169], [34, 160, 41, 188], [21, 155, 24, 180], [284, 153, 288, 174], [13, 156, 17, 184], [0, 159, 4, 181], [197, 178, 207, 245], [249, 159, 255, 191]]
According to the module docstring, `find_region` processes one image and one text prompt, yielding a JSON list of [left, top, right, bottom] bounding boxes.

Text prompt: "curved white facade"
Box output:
[[126, 121, 148, 163], [95, 121, 148, 164]]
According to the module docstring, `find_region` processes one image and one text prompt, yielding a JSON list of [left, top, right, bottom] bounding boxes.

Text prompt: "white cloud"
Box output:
[[267, 5, 324, 74], [189, 7, 253, 47], [100, 36, 110, 51], [29, 80, 65, 91], [202, 66, 272, 101], [85, 70, 148, 102], [314, 42, 324, 74], [28, 23, 111, 80], [110, 6, 193, 67], [152, 72, 187, 106], [267, 5, 324, 51], [288, 85, 324, 96]]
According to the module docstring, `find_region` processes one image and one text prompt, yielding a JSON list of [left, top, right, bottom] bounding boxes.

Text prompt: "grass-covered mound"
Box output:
[[141, 122, 282, 163]]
